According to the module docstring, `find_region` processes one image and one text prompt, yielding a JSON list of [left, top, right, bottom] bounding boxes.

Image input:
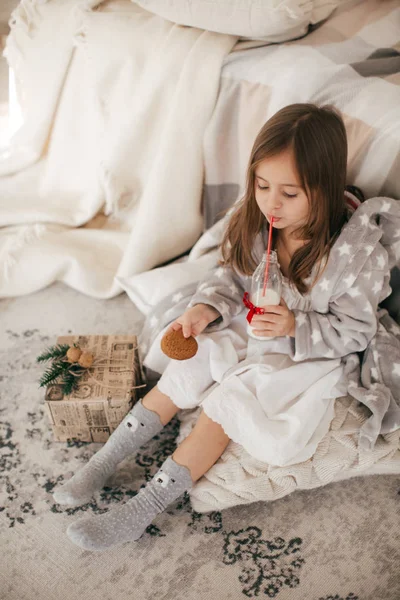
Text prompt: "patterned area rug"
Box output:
[[1, 283, 399, 600]]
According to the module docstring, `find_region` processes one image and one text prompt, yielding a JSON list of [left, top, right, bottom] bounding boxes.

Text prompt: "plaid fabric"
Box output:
[[202, 0, 400, 230]]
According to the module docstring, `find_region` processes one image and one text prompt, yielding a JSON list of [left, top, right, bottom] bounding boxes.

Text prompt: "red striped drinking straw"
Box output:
[[262, 217, 274, 297]]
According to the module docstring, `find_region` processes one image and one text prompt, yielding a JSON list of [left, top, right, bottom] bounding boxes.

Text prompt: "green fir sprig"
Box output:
[[37, 343, 84, 396], [36, 344, 70, 363], [38, 359, 69, 387], [60, 365, 82, 396]]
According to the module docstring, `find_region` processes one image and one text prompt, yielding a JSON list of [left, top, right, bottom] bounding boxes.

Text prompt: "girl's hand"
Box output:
[[169, 304, 221, 338], [250, 298, 295, 338]]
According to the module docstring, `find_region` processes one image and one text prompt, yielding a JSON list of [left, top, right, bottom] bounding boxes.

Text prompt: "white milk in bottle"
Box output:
[[246, 250, 282, 340]]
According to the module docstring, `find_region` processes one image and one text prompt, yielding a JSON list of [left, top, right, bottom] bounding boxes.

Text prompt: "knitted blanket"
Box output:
[[180, 396, 400, 513]]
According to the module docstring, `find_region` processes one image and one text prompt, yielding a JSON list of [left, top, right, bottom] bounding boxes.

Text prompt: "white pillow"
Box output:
[[131, 0, 341, 41], [116, 250, 219, 314]]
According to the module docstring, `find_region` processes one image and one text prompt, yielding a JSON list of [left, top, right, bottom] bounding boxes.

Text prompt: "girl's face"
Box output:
[[254, 149, 309, 236]]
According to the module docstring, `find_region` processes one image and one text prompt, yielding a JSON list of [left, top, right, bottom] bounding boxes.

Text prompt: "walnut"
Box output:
[[66, 346, 82, 363], [78, 351, 94, 368]]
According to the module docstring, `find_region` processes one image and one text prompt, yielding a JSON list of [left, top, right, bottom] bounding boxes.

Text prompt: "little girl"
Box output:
[[53, 103, 394, 551]]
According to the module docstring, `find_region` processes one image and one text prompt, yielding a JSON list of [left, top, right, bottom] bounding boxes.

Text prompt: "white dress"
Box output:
[[147, 276, 346, 467]]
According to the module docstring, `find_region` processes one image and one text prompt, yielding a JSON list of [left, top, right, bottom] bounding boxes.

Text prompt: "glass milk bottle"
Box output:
[[247, 250, 282, 339]]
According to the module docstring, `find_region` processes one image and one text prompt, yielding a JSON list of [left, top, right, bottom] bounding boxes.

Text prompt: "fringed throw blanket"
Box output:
[[0, 0, 236, 296]]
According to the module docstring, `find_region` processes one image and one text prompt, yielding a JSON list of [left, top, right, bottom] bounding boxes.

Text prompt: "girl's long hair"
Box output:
[[220, 103, 348, 294]]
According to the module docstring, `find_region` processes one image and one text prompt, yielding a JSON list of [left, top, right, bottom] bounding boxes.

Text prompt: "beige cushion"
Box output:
[[131, 0, 342, 41]]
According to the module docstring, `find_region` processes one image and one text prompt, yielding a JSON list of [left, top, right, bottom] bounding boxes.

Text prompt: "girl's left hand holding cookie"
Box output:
[[251, 298, 296, 338]]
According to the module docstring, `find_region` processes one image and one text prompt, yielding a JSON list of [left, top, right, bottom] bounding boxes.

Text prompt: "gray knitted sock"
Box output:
[[53, 399, 164, 507], [66, 456, 193, 551]]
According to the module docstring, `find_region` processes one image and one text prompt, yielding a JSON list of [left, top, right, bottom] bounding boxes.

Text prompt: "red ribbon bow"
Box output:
[[242, 292, 264, 324]]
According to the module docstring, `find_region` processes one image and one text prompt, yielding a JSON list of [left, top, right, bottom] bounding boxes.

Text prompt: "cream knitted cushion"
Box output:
[[180, 396, 400, 513]]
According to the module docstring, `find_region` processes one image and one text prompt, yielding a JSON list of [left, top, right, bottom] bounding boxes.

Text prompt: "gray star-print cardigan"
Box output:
[[140, 197, 400, 450]]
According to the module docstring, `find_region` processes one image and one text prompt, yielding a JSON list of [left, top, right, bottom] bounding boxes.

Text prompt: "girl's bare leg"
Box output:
[[143, 387, 229, 480], [142, 385, 180, 425], [144, 387, 229, 481], [172, 409, 230, 482]]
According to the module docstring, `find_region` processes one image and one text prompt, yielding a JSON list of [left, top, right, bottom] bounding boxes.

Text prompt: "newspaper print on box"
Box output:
[[44, 335, 145, 442]]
